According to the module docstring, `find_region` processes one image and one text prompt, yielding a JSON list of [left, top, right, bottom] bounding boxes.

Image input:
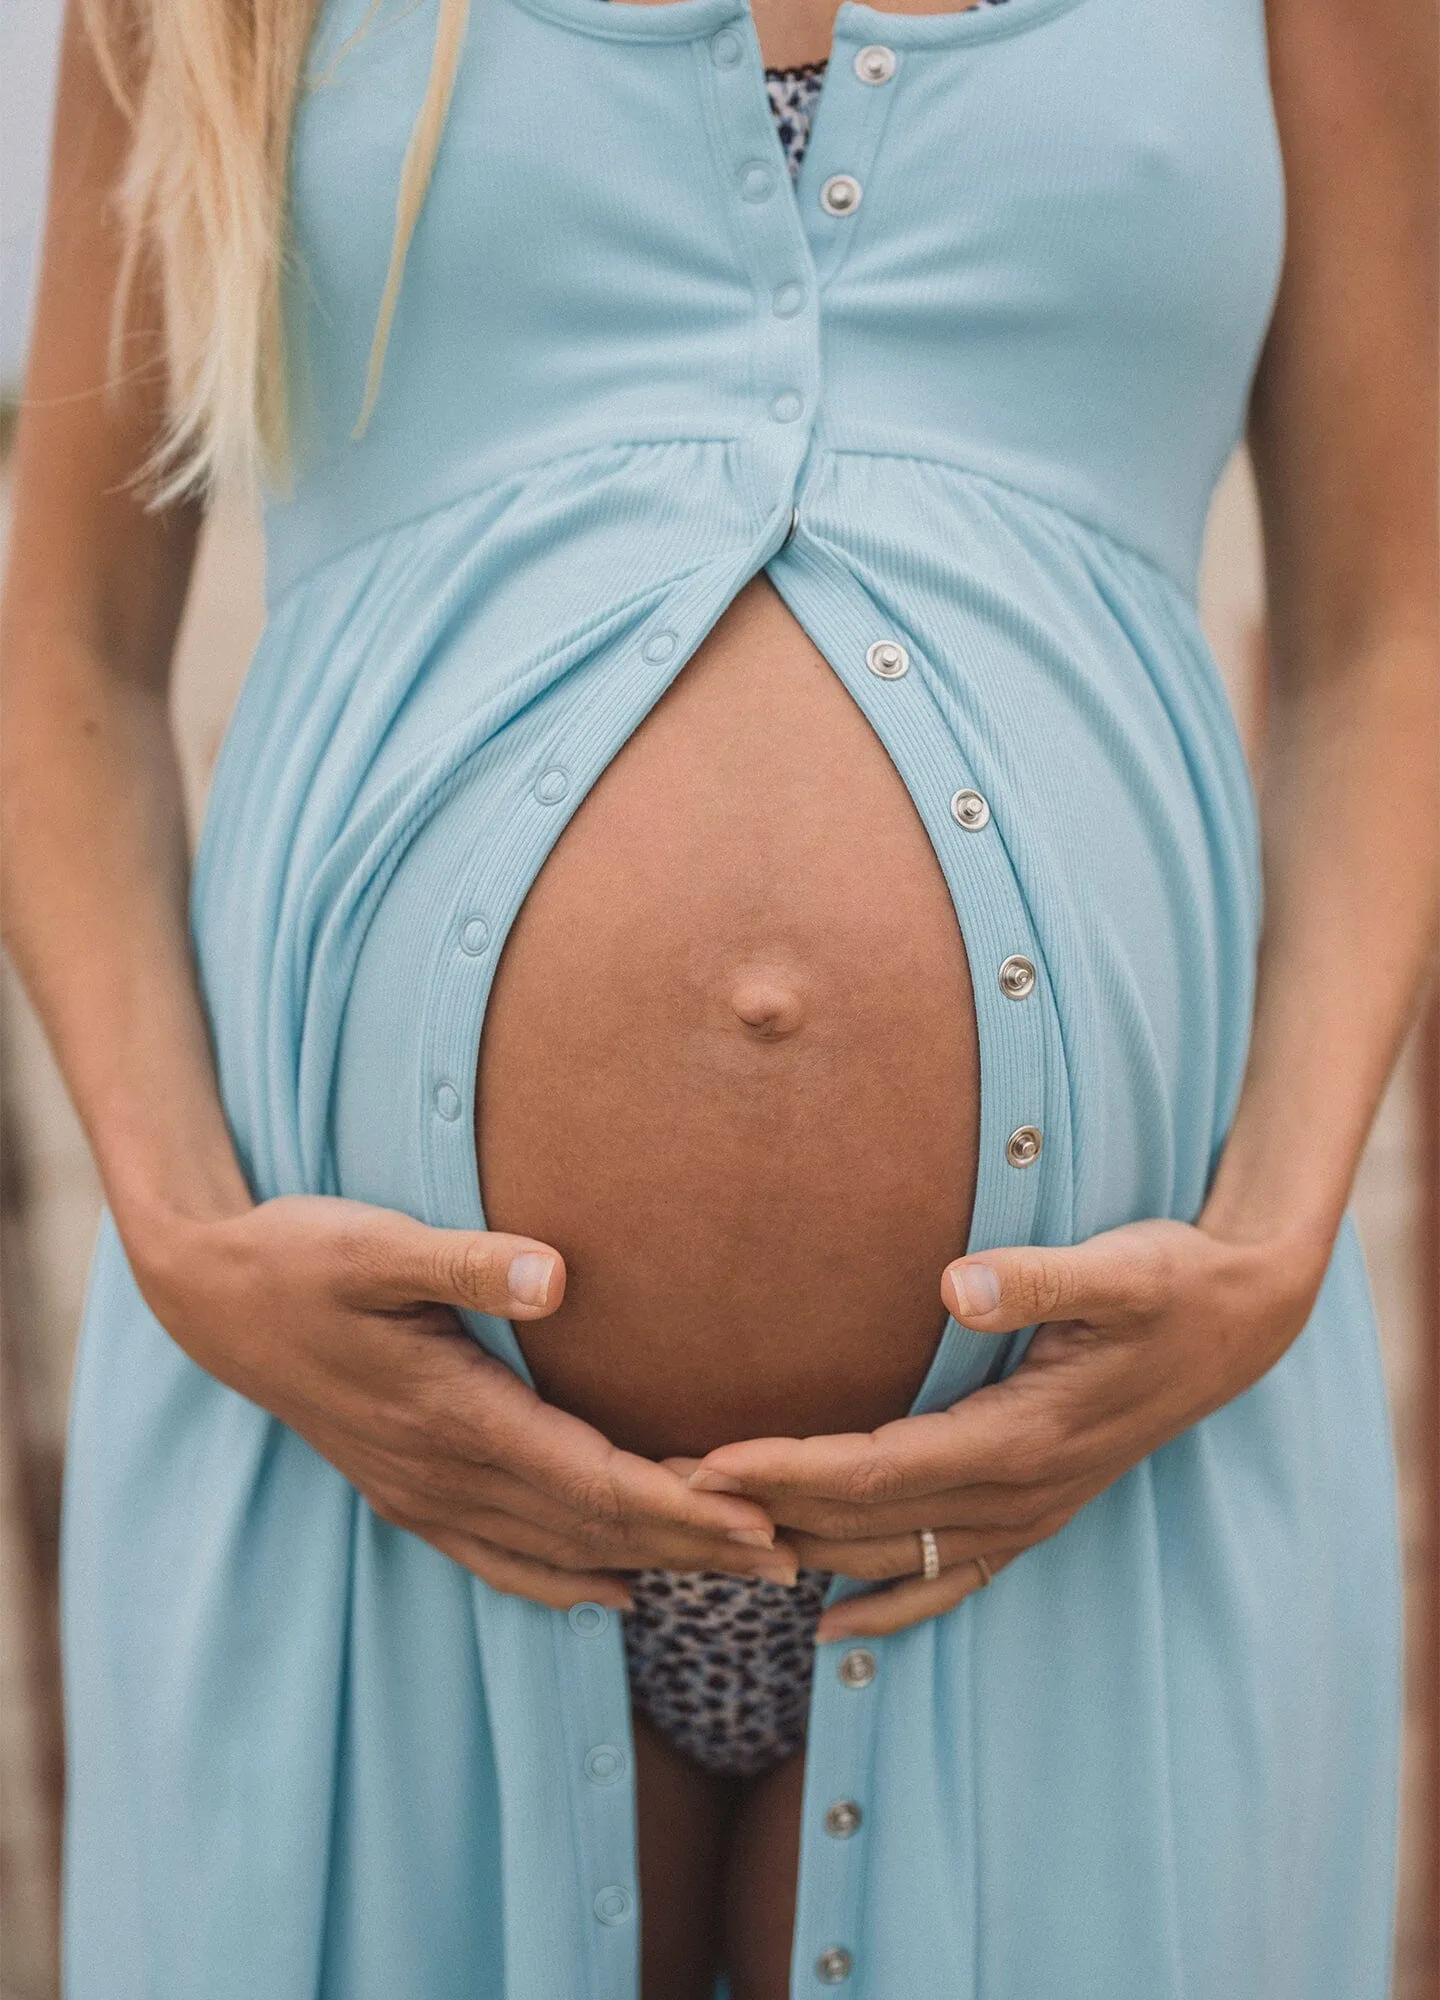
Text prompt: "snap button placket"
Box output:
[[709, 25, 743, 66], [584, 1744, 626, 1786], [951, 787, 991, 830], [641, 628, 678, 664], [592, 1884, 633, 1926], [865, 638, 909, 679], [837, 1647, 878, 1689], [820, 173, 863, 217], [853, 42, 897, 83]]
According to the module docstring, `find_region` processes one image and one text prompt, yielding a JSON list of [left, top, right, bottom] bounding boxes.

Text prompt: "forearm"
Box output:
[[1, 627, 253, 1261], [1201, 614, 1439, 1262]]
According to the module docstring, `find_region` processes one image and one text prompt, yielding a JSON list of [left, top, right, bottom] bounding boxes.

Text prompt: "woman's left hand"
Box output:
[[676, 1217, 1329, 1643]]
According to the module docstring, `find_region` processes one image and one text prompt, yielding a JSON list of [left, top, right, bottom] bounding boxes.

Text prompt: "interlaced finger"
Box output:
[[688, 1378, 1065, 1509], [787, 1522, 1034, 1585], [814, 1547, 1021, 1643], [423, 1527, 634, 1613]]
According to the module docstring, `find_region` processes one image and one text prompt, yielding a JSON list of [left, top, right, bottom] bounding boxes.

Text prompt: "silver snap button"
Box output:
[[815, 1945, 854, 1984], [567, 1601, 609, 1636], [1006, 1124, 1044, 1168], [950, 787, 991, 830], [820, 173, 863, 216], [593, 1884, 633, 1926], [824, 1799, 863, 1838], [837, 1647, 877, 1688], [853, 42, 897, 83], [584, 1744, 626, 1786], [739, 160, 777, 202], [998, 954, 1037, 999], [770, 389, 804, 423], [865, 638, 909, 679], [459, 916, 491, 956], [782, 506, 799, 545], [534, 767, 569, 804], [710, 26, 743, 65], [641, 628, 678, 664], [772, 279, 807, 318]]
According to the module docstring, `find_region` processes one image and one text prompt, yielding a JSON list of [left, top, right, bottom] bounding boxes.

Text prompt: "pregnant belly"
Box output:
[[476, 576, 980, 1461]]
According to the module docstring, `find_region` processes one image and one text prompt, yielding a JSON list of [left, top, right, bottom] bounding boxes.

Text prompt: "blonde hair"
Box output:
[[79, 0, 471, 506]]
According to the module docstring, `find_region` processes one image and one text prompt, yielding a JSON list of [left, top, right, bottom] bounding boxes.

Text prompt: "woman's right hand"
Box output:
[[132, 1195, 792, 1611]]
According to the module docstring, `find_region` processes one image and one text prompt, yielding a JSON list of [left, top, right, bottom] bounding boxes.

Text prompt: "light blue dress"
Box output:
[[60, 0, 1402, 1991]]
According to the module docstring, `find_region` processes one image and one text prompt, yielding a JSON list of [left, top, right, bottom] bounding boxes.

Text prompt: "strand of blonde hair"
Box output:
[[78, 0, 471, 505]]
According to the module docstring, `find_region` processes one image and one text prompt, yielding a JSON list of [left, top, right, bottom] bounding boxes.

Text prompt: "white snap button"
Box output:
[[815, 1945, 854, 1983], [772, 279, 806, 318], [568, 1602, 609, 1636], [739, 160, 777, 202], [853, 42, 897, 83], [950, 788, 991, 830], [584, 1744, 626, 1786], [837, 1647, 877, 1688], [710, 26, 743, 66], [824, 1799, 863, 1838], [533, 768, 569, 804], [593, 1884, 633, 1926], [1006, 1125, 1044, 1168], [865, 638, 909, 679], [433, 1082, 461, 1122], [820, 173, 863, 216], [998, 954, 1037, 999], [459, 916, 490, 956], [770, 389, 804, 423], [641, 628, 678, 664]]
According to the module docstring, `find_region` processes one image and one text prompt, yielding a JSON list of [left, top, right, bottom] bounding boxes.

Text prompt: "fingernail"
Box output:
[[950, 1261, 1001, 1318], [508, 1252, 557, 1310], [727, 1527, 775, 1549], [688, 1469, 747, 1493], [754, 1563, 800, 1587]]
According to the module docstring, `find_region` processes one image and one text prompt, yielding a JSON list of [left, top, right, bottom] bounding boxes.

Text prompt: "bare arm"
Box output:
[[2, 3, 784, 1600], [1204, 0, 1439, 1256], [0, 4, 237, 1245], [687, 0, 1440, 1636]]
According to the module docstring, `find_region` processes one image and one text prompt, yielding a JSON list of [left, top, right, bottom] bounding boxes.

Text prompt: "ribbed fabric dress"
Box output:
[[59, 0, 1402, 1993]]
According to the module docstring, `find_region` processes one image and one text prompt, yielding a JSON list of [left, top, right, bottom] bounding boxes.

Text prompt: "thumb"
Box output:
[[941, 1223, 1177, 1334], [360, 1209, 567, 1320]]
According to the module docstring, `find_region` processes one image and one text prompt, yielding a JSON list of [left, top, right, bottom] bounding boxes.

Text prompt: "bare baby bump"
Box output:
[[476, 576, 980, 1462]]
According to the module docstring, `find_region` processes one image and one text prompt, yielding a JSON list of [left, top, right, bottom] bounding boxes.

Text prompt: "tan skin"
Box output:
[[1, 0, 1435, 1995]]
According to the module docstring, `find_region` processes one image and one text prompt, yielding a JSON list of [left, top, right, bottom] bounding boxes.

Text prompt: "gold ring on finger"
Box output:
[[972, 1553, 993, 1588], [918, 1528, 941, 1582]]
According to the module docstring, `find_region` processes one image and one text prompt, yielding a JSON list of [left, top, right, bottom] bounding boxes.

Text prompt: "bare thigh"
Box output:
[[635, 1715, 806, 2000]]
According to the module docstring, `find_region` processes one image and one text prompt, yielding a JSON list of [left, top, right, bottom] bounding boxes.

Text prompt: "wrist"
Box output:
[[1194, 1194, 1336, 1311], [107, 1142, 255, 1289]]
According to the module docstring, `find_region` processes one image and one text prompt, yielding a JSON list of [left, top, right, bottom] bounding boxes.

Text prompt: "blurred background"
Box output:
[[1, 5, 1436, 1997]]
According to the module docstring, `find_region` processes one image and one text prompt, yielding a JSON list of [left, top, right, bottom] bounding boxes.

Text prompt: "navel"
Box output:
[[728, 973, 807, 1040]]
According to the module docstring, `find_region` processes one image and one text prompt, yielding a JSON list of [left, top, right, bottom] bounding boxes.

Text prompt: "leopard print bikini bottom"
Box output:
[[622, 1566, 834, 1779]]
